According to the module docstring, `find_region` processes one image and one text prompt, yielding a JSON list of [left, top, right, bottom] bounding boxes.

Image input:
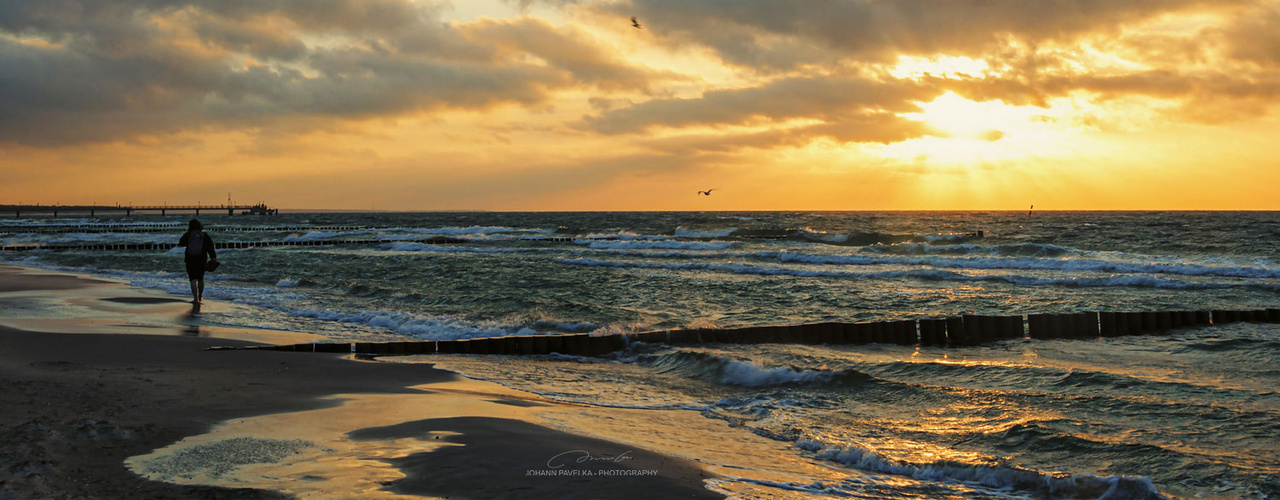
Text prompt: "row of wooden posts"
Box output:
[[0, 236, 594, 252], [0, 224, 383, 234], [219, 308, 1280, 356], [0, 237, 465, 252]]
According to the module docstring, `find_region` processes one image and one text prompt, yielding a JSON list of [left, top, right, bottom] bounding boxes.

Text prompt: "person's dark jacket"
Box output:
[[179, 230, 216, 263]]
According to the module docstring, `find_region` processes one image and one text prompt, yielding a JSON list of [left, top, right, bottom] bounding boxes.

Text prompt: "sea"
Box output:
[[2, 211, 1277, 499]]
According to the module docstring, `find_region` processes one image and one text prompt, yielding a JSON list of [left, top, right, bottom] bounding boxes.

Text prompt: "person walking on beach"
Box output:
[[179, 219, 217, 303]]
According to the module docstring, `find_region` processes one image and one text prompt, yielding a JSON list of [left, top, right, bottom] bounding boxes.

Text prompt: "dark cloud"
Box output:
[[609, 0, 1228, 70], [1219, 3, 1280, 66], [464, 17, 684, 92], [580, 75, 935, 134], [640, 112, 931, 155], [0, 0, 669, 146]]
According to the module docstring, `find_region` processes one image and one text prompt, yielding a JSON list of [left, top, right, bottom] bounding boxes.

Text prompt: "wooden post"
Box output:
[[1081, 312, 1100, 338], [1099, 312, 1118, 337], [545, 335, 565, 354], [1154, 311, 1173, 334], [945, 317, 965, 347], [919, 319, 944, 346]]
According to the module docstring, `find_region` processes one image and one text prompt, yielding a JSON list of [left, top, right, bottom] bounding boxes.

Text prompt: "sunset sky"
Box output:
[[2, 0, 1279, 211]]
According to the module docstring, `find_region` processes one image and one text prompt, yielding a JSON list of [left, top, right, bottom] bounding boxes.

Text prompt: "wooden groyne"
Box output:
[[0, 224, 382, 235], [1, 203, 277, 217], [0, 235, 583, 251], [212, 308, 1280, 356]]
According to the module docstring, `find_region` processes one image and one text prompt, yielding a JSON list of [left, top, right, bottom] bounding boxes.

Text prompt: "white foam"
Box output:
[[776, 250, 1280, 280], [796, 228, 850, 243], [582, 240, 738, 251], [554, 257, 1251, 290], [577, 231, 667, 241], [718, 359, 836, 387], [283, 307, 537, 340], [795, 439, 1167, 499], [380, 242, 551, 254], [674, 227, 737, 238]]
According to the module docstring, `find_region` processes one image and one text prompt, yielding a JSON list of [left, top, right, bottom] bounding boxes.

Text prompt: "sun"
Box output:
[[871, 92, 1077, 165]]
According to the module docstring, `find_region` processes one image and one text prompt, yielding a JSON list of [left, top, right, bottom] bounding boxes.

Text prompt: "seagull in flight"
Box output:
[[697, 189, 715, 196], [631, 16, 642, 29]]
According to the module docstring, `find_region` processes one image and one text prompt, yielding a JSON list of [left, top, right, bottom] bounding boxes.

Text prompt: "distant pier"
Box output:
[[1, 202, 278, 217]]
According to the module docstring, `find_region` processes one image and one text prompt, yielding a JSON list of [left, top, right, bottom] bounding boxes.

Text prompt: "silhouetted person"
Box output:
[[179, 219, 216, 303]]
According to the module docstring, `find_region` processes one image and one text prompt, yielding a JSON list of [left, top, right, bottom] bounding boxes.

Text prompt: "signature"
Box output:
[[547, 450, 635, 469]]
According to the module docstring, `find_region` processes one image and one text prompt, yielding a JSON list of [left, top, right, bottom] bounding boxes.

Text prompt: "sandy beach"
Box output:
[[0, 264, 726, 499]]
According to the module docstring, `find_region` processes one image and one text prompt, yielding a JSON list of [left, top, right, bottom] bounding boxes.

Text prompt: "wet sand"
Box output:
[[0, 265, 723, 499]]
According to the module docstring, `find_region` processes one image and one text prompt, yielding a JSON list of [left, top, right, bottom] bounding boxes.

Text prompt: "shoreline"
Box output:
[[0, 263, 727, 499]]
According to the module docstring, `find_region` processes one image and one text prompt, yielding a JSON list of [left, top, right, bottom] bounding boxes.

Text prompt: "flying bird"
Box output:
[[698, 189, 715, 196], [631, 16, 642, 29]]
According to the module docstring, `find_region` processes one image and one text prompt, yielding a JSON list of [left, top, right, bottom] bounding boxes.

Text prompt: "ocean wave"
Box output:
[[795, 228, 849, 244], [579, 240, 738, 251], [379, 242, 553, 254], [865, 242, 1078, 257], [282, 230, 367, 242], [674, 227, 737, 238], [395, 226, 555, 235], [2, 233, 179, 245], [807, 231, 982, 247], [618, 348, 871, 387], [795, 438, 1167, 499], [554, 257, 1245, 290], [578, 231, 668, 241], [776, 250, 1280, 280], [284, 307, 537, 340]]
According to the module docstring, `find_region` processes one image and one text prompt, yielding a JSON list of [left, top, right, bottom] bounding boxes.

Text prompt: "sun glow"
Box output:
[[873, 92, 1078, 164], [888, 55, 992, 79]]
